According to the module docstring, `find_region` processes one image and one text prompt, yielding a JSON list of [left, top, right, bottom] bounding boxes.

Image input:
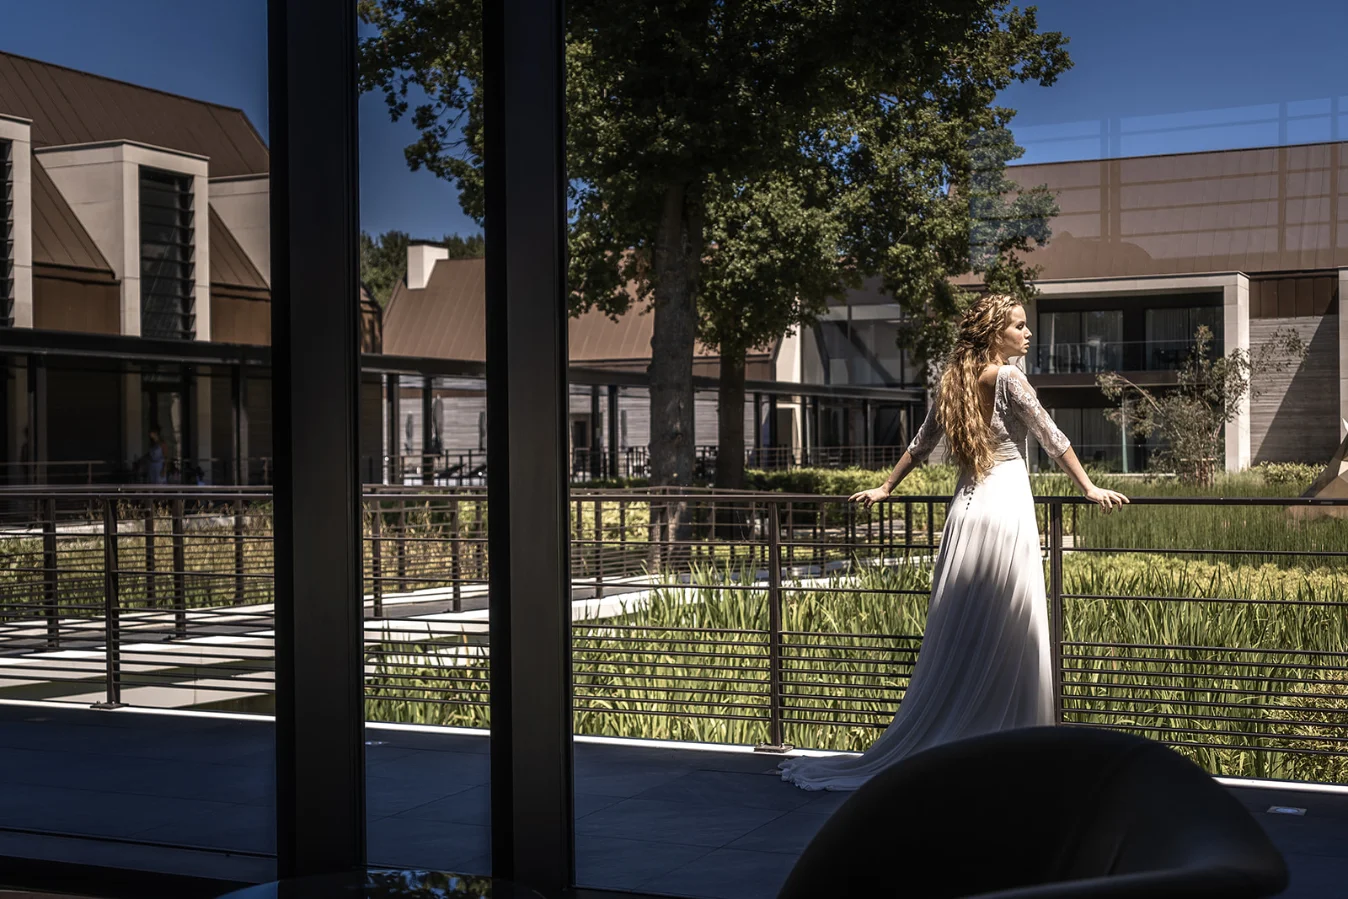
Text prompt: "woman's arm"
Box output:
[[851, 396, 942, 508], [1005, 367, 1129, 511]]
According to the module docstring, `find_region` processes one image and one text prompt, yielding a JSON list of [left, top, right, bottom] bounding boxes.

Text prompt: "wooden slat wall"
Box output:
[[392, 385, 756, 458], [1249, 276, 1339, 319], [1249, 315, 1340, 465]]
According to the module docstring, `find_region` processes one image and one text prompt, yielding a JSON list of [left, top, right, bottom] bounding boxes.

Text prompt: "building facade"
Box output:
[[5, 51, 1342, 483], [1010, 145, 1348, 472]]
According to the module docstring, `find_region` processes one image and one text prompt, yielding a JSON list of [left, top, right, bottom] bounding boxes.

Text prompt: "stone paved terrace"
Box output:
[[0, 702, 1342, 898]]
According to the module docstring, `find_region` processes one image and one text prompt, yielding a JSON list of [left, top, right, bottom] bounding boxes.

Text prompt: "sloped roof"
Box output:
[[30, 158, 114, 276], [0, 51, 268, 177], [209, 207, 268, 293], [383, 257, 772, 364], [1010, 140, 1348, 280]]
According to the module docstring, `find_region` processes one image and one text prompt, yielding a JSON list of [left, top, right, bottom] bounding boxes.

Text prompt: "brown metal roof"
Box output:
[[0, 51, 268, 177], [209, 207, 268, 293], [384, 259, 486, 359], [30, 158, 114, 276], [1008, 141, 1348, 280], [383, 257, 772, 364]]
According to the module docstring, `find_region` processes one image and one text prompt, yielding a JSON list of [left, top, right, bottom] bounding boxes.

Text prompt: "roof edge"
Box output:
[[35, 139, 210, 162], [1011, 138, 1348, 171], [0, 50, 257, 121], [210, 172, 270, 183]]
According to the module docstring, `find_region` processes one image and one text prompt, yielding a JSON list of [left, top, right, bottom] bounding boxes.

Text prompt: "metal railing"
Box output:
[[1030, 338, 1218, 375], [0, 486, 1344, 781]]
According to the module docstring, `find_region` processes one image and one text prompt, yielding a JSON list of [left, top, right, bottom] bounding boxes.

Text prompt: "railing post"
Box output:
[[234, 497, 246, 605], [757, 500, 791, 752], [450, 497, 463, 613], [172, 499, 187, 640], [95, 498, 125, 709], [473, 499, 486, 582], [593, 498, 604, 596], [646, 501, 660, 573], [1048, 500, 1065, 725], [144, 501, 157, 607], [397, 499, 408, 582], [42, 497, 59, 649], [370, 498, 383, 618]]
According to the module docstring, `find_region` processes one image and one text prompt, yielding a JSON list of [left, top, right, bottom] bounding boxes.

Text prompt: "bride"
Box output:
[[779, 294, 1129, 791]]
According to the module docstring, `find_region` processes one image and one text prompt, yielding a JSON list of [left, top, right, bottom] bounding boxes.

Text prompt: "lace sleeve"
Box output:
[[1004, 366, 1071, 458], [905, 394, 944, 463]]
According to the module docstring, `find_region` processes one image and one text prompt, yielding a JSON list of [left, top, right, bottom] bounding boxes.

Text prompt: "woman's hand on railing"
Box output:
[[1085, 485, 1130, 512], [849, 486, 891, 509]]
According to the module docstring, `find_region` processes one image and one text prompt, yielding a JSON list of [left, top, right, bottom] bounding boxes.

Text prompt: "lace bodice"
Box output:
[[906, 365, 1071, 467]]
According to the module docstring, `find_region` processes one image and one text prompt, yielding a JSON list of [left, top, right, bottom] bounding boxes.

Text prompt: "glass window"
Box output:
[[139, 167, 196, 340], [1145, 306, 1223, 368]]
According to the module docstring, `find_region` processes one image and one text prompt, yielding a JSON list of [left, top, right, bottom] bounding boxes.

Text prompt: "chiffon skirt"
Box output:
[[778, 458, 1054, 791]]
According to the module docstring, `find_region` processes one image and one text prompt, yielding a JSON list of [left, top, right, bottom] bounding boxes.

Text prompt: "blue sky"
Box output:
[[4, 1, 1347, 238]]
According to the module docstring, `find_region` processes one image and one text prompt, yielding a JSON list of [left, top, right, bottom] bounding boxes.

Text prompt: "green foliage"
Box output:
[[360, 230, 410, 306], [1253, 461, 1322, 492], [894, 124, 1060, 370], [359, 229, 485, 305], [367, 556, 1348, 783], [1097, 325, 1308, 484], [745, 465, 960, 499], [696, 172, 850, 360]]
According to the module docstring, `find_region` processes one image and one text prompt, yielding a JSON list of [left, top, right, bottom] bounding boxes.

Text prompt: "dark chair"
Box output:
[[777, 726, 1287, 899]]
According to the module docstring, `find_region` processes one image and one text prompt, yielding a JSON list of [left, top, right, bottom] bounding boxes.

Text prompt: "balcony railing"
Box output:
[[1030, 338, 1218, 374], [0, 486, 1344, 782]]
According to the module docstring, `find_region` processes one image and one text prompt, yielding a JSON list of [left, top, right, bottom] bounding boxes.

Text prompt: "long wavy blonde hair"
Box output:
[[936, 294, 1024, 480]]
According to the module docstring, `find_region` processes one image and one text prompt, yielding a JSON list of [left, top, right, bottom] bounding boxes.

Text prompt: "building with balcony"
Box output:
[[6, 47, 1347, 484], [1011, 146, 1348, 472]]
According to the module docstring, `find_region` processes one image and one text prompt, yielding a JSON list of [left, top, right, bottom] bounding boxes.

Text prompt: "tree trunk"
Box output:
[[715, 348, 747, 491], [648, 184, 702, 489]]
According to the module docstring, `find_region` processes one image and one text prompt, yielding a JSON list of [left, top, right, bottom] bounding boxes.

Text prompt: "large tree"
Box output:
[[696, 173, 848, 488], [359, 0, 1070, 486]]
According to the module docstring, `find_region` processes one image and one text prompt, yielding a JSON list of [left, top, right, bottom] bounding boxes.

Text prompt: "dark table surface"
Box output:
[[218, 869, 547, 899]]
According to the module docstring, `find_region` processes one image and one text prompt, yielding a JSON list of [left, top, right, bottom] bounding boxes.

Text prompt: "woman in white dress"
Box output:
[[779, 294, 1129, 791]]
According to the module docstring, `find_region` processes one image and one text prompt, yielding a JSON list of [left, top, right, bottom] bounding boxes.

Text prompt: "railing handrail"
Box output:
[[0, 485, 1344, 507]]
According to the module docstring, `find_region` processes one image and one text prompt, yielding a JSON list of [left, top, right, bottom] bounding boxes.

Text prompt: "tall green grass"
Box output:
[[365, 554, 1348, 783]]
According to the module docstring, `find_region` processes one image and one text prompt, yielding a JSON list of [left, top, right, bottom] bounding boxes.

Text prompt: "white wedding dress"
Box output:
[[779, 364, 1071, 791]]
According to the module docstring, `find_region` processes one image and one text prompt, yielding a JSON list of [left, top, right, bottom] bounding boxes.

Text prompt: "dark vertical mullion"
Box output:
[[269, 0, 366, 879], [485, 0, 573, 892]]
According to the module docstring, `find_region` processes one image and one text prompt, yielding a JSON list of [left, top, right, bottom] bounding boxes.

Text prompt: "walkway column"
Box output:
[[28, 356, 45, 484], [590, 384, 602, 477], [422, 376, 434, 482], [230, 364, 244, 484], [1223, 275, 1251, 472], [752, 392, 762, 467], [863, 399, 873, 468], [384, 373, 398, 484], [606, 384, 619, 477], [1340, 269, 1348, 443]]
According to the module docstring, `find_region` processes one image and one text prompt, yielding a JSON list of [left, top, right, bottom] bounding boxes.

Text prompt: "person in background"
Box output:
[[145, 427, 167, 484]]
